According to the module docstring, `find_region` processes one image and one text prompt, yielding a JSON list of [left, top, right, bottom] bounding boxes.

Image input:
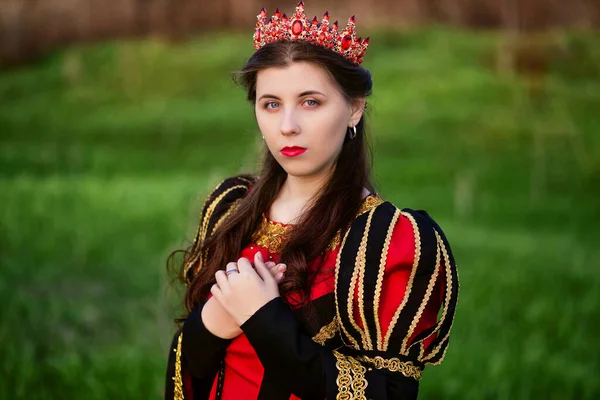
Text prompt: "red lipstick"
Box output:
[[280, 146, 307, 157]]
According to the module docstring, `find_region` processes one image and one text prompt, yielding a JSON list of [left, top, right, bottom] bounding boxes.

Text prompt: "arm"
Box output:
[[240, 206, 458, 399]]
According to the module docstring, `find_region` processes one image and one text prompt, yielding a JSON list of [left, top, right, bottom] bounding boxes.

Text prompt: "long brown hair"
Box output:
[[171, 40, 375, 315]]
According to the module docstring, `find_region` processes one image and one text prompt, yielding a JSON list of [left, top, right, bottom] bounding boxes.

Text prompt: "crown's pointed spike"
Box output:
[[312, 16, 318, 24], [274, 8, 281, 18], [350, 15, 356, 23], [297, 0, 305, 8], [364, 36, 370, 44], [281, 13, 288, 22], [260, 7, 267, 16], [323, 11, 330, 19], [332, 20, 339, 29]]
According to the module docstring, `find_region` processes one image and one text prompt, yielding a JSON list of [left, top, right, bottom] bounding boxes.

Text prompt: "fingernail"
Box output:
[[278, 264, 286, 271], [256, 252, 263, 261]]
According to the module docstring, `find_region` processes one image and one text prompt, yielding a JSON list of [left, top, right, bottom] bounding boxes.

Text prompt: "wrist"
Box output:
[[201, 298, 243, 339]]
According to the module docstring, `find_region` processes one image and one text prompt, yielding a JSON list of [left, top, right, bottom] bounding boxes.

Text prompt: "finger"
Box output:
[[224, 261, 238, 273], [254, 251, 267, 270], [210, 283, 224, 303], [254, 253, 274, 283], [266, 261, 276, 270], [214, 270, 230, 293], [236, 257, 254, 274], [268, 263, 285, 278], [274, 272, 285, 283]]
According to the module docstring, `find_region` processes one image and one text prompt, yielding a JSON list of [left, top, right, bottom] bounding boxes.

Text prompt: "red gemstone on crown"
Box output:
[[319, 32, 326, 41], [292, 20, 303, 35], [256, 28, 261, 41], [341, 35, 352, 50]]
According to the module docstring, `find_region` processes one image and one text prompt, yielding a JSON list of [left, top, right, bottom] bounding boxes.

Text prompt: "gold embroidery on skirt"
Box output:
[[173, 332, 184, 400], [333, 351, 368, 400]]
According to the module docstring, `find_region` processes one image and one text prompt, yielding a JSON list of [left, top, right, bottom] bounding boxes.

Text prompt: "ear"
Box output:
[[348, 97, 366, 128]]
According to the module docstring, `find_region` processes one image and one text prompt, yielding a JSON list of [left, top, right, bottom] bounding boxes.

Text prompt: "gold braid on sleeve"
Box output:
[[333, 350, 368, 400], [173, 332, 184, 400]]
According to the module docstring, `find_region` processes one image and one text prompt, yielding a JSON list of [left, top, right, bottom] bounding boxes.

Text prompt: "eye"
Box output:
[[304, 99, 320, 107], [264, 101, 280, 110]]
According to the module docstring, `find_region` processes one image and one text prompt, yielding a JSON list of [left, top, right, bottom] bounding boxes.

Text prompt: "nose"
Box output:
[[280, 108, 300, 136]]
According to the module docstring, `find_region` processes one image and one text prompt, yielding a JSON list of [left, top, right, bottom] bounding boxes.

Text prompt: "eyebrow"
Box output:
[[258, 90, 327, 101]]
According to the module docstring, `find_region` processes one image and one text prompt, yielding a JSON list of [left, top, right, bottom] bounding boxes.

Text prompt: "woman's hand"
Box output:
[[211, 252, 281, 326], [201, 256, 285, 339]]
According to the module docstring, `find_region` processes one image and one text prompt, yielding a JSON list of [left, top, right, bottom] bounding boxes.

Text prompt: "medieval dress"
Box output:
[[165, 175, 459, 400]]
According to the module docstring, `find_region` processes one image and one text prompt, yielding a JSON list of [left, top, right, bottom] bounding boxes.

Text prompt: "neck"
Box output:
[[279, 170, 331, 206]]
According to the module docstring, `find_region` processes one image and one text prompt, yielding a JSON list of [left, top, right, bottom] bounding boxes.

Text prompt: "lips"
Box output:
[[280, 146, 307, 157]]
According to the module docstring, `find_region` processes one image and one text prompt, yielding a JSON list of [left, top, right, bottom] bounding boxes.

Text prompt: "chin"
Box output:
[[279, 162, 329, 178]]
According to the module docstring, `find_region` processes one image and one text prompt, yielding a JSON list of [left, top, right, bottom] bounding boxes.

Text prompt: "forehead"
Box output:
[[255, 62, 338, 96]]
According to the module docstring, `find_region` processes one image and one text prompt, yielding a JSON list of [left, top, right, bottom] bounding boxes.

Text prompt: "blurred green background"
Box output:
[[1, 26, 599, 399]]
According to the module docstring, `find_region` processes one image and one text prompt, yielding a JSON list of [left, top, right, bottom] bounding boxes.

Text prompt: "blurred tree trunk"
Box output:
[[1, 0, 598, 67]]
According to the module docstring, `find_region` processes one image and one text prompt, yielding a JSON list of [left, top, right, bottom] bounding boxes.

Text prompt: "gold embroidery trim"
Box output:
[[335, 228, 360, 349], [173, 332, 184, 400], [383, 211, 421, 350], [354, 207, 376, 350], [200, 185, 247, 246], [183, 182, 249, 279], [211, 198, 241, 236], [251, 194, 384, 254], [333, 351, 368, 400], [356, 355, 423, 381], [183, 180, 224, 278], [400, 233, 441, 355], [422, 229, 458, 364], [251, 217, 292, 254], [312, 318, 340, 345], [374, 208, 401, 350]]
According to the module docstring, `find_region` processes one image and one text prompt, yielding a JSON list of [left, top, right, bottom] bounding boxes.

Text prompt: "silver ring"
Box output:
[[225, 269, 239, 276]]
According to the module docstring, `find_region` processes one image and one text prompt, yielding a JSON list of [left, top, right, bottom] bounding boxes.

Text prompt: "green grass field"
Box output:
[[1, 28, 599, 399]]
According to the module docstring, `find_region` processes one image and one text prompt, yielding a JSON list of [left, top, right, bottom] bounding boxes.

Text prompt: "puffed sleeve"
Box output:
[[165, 174, 255, 400], [240, 203, 459, 399]]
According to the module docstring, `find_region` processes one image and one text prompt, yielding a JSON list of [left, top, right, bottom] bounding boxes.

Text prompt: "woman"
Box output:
[[165, 2, 458, 399]]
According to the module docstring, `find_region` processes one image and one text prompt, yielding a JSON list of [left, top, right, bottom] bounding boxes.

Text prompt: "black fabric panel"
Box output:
[[203, 176, 254, 239], [387, 208, 438, 353], [164, 329, 180, 400], [180, 303, 232, 398], [241, 297, 328, 400], [293, 292, 336, 338], [362, 202, 397, 350], [336, 212, 368, 347], [257, 370, 293, 400]]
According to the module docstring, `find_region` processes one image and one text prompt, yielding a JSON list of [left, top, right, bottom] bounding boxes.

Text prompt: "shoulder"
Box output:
[[194, 173, 256, 241], [201, 174, 256, 212], [344, 200, 452, 263]]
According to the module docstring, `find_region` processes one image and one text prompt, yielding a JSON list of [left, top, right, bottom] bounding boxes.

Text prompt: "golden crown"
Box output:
[[253, 1, 369, 65]]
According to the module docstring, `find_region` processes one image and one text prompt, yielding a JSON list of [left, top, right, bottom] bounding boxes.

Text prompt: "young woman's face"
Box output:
[[255, 62, 364, 178]]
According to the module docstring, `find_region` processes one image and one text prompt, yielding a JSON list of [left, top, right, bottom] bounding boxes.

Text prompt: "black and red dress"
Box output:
[[165, 175, 459, 400]]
